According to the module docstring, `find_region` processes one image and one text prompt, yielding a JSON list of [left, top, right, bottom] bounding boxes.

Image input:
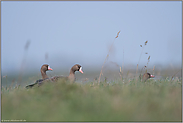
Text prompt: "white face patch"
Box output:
[[48, 66, 53, 70], [150, 74, 155, 78], [79, 67, 83, 74]]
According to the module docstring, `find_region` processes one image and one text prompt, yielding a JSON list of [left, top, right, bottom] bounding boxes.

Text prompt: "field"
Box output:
[[1, 72, 182, 122], [1, 36, 182, 122]]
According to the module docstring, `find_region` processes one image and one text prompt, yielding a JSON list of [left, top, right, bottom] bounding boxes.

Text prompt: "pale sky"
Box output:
[[1, 1, 182, 75]]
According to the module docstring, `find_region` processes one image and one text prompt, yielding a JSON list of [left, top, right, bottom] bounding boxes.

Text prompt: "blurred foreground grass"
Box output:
[[2, 78, 182, 122]]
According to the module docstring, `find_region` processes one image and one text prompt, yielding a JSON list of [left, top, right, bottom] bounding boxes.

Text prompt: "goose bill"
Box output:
[[79, 67, 83, 74], [48, 66, 53, 71], [151, 75, 155, 78]]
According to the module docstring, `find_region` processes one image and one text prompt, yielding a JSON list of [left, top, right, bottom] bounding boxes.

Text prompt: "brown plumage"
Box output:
[[25, 64, 53, 88], [142, 72, 155, 82], [50, 64, 83, 83], [41, 64, 53, 79]]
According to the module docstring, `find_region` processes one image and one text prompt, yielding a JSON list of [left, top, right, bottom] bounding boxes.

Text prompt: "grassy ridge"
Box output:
[[1, 78, 182, 122]]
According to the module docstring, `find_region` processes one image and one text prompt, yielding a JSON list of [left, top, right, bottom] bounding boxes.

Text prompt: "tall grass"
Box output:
[[1, 78, 181, 122], [136, 40, 149, 82], [18, 40, 31, 85], [98, 30, 121, 84]]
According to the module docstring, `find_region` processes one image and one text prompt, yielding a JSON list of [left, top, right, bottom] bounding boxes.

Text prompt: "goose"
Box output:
[[142, 72, 155, 82], [50, 64, 83, 83], [25, 64, 53, 88]]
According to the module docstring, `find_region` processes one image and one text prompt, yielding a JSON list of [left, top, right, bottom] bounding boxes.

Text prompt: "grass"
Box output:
[[1, 78, 182, 122], [98, 30, 121, 83]]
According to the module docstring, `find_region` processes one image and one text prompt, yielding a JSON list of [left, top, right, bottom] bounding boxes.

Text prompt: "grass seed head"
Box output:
[[148, 56, 150, 60], [153, 66, 155, 71], [145, 40, 148, 45], [115, 30, 121, 38]]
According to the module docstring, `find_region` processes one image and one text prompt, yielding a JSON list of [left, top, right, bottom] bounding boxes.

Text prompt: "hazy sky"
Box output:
[[1, 1, 182, 75]]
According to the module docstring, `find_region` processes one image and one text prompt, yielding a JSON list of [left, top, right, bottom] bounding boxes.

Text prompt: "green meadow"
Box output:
[[1, 76, 181, 122]]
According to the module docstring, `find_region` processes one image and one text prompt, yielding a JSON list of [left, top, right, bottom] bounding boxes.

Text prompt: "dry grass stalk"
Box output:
[[135, 64, 139, 82], [153, 65, 155, 75], [109, 61, 122, 80], [115, 30, 121, 38], [121, 48, 124, 80], [171, 69, 181, 81], [119, 67, 122, 80], [135, 40, 148, 82], [18, 40, 31, 85], [139, 55, 151, 79], [145, 56, 150, 72], [98, 31, 121, 84]]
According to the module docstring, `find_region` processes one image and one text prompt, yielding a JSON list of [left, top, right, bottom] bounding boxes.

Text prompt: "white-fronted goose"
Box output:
[[142, 72, 155, 82], [50, 64, 83, 83], [25, 64, 53, 88], [41, 64, 53, 79]]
